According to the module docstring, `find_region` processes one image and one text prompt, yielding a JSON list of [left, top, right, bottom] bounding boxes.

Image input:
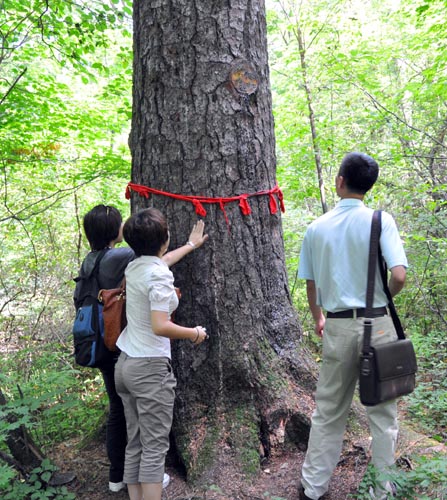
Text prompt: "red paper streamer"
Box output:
[[125, 182, 285, 227]]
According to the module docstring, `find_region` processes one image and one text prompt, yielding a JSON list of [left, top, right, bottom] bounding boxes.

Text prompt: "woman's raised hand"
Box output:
[[187, 220, 209, 249]]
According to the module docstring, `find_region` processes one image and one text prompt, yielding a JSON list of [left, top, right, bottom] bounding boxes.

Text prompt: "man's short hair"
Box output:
[[123, 208, 169, 257], [338, 152, 379, 194], [83, 204, 122, 251]]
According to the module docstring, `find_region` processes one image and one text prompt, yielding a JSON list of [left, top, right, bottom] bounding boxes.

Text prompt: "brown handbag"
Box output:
[[98, 279, 127, 352], [98, 282, 182, 351]]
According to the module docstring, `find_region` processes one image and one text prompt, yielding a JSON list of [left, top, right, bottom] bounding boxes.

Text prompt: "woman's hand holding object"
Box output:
[[192, 326, 208, 345]]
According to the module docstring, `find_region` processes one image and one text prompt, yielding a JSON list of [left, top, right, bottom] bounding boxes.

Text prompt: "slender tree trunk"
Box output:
[[294, 24, 327, 214], [129, 0, 318, 483]]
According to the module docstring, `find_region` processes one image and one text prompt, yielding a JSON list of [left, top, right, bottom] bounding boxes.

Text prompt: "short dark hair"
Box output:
[[338, 152, 379, 194], [123, 208, 169, 257], [83, 204, 122, 251]]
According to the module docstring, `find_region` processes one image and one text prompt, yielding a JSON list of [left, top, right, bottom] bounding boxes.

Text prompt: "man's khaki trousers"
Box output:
[[301, 315, 399, 500]]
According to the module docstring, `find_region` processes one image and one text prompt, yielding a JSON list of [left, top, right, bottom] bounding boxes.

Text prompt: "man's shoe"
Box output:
[[298, 483, 318, 500], [109, 481, 125, 492]]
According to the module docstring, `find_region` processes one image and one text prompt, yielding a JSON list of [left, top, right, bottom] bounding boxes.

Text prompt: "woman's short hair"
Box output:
[[338, 152, 379, 194], [123, 208, 169, 256], [83, 205, 122, 251]]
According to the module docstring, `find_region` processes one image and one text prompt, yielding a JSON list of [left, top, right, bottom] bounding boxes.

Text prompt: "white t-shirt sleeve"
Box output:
[[148, 266, 175, 312], [298, 229, 315, 280]]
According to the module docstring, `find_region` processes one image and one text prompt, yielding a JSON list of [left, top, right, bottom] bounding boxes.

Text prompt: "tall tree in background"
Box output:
[[128, 0, 317, 482]]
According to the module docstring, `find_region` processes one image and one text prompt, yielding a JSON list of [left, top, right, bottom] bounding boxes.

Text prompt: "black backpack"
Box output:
[[72, 250, 114, 368]]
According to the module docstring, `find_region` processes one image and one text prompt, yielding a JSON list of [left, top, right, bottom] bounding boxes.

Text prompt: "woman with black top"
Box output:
[[74, 205, 134, 493]]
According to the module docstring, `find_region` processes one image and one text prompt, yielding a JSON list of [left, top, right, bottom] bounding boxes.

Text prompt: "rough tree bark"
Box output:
[[128, 0, 318, 484]]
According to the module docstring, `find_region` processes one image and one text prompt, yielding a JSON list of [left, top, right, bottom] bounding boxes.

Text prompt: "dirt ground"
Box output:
[[49, 404, 446, 500], [52, 432, 370, 500]]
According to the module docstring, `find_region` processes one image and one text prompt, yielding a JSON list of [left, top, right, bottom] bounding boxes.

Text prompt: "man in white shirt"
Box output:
[[297, 152, 408, 500]]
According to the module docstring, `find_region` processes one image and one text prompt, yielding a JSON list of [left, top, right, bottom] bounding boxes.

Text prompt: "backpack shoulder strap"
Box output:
[[75, 249, 108, 281], [74, 249, 109, 308]]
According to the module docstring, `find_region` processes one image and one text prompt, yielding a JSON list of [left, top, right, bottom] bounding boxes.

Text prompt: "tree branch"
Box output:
[[0, 172, 105, 223], [355, 84, 444, 148], [0, 449, 28, 477], [0, 67, 27, 107]]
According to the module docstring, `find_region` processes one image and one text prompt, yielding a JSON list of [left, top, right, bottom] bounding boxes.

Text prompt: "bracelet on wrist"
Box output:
[[187, 241, 196, 249], [192, 327, 200, 343]]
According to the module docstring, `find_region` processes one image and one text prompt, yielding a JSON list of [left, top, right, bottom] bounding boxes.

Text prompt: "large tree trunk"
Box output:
[[128, 0, 318, 483]]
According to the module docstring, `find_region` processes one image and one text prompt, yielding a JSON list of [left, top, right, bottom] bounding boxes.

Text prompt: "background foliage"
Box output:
[[0, 0, 133, 341], [268, 0, 447, 441], [1, 0, 446, 496]]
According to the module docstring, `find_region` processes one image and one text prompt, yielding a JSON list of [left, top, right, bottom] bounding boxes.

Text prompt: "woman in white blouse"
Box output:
[[115, 208, 208, 500]]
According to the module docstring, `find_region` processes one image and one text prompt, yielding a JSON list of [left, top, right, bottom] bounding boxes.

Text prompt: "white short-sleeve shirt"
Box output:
[[298, 199, 408, 312], [116, 256, 179, 358]]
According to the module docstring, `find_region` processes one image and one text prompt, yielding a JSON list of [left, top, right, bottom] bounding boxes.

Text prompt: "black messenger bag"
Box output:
[[359, 211, 417, 406]]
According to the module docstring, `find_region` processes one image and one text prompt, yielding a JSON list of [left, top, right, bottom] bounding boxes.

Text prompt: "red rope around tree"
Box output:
[[125, 182, 285, 226]]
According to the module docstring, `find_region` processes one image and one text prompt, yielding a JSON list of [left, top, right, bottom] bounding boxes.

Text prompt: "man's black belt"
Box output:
[[326, 307, 388, 319]]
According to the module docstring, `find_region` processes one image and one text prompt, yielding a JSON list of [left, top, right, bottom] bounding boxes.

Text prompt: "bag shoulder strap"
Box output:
[[365, 210, 381, 315], [378, 241, 406, 339], [75, 249, 108, 281], [363, 211, 381, 355], [363, 211, 406, 355], [74, 249, 109, 308]]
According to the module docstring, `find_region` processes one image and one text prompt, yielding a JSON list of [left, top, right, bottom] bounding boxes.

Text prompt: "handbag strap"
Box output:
[[365, 211, 381, 316], [119, 277, 126, 290], [363, 211, 381, 355], [363, 211, 406, 356], [378, 243, 406, 339]]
